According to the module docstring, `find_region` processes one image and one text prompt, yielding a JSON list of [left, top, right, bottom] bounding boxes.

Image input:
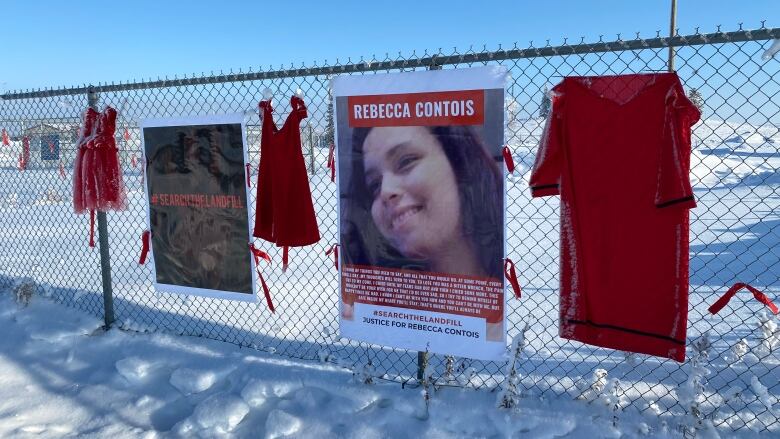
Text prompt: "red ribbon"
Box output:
[[325, 244, 340, 270], [89, 210, 96, 248], [131, 153, 137, 169], [249, 243, 275, 312], [139, 230, 151, 264], [123, 127, 131, 141], [709, 283, 778, 315], [502, 145, 515, 173], [245, 163, 251, 187], [59, 161, 66, 179], [282, 246, 289, 273], [17, 153, 24, 171], [504, 258, 521, 299], [326, 143, 336, 182], [1, 128, 8, 146]]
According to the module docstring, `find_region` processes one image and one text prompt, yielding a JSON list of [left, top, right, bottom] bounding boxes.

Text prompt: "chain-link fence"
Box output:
[[1, 25, 779, 434]]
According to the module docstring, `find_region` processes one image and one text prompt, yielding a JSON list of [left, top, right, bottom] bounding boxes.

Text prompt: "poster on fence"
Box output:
[[141, 114, 256, 301], [333, 66, 508, 360]]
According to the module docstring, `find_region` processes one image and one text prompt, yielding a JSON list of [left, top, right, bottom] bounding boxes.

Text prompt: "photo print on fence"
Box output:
[[333, 66, 509, 360], [141, 114, 257, 302]]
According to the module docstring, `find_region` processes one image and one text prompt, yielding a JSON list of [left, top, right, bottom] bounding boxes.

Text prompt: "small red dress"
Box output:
[[73, 106, 126, 245], [253, 100, 277, 241], [91, 106, 126, 211], [253, 96, 320, 266], [73, 108, 99, 213]]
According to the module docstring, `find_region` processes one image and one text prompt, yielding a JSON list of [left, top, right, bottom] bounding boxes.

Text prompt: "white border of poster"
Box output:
[[333, 66, 509, 361], [140, 113, 258, 302]]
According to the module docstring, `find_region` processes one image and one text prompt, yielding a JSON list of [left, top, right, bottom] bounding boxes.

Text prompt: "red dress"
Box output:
[[73, 108, 99, 213], [91, 106, 126, 211], [253, 100, 277, 241], [73, 106, 126, 246], [530, 73, 700, 362], [253, 96, 321, 265]]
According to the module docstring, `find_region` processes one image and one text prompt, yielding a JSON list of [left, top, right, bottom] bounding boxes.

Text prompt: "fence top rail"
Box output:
[[2, 27, 778, 101]]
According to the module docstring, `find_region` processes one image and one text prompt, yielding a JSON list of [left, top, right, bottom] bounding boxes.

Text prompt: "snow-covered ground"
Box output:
[[0, 116, 777, 436], [0, 290, 774, 438]]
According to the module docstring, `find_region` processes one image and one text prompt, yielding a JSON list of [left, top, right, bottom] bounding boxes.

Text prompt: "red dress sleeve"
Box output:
[[530, 84, 565, 197], [655, 81, 700, 209]]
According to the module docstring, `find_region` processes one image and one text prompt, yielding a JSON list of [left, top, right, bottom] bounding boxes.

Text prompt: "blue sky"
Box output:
[[0, 0, 777, 92]]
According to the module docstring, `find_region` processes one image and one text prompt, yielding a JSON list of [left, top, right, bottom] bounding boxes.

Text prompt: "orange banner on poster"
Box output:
[[347, 90, 484, 127]]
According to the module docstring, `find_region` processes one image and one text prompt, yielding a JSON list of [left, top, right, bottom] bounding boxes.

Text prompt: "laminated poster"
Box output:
[[141, 114, 256, 302], [333, 66, 509, 360]]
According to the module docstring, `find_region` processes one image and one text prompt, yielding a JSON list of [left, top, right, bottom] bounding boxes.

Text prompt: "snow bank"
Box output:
[[265, 409, 302, 439], [170, 368, 218, 395], [174, 393, 250, 436]]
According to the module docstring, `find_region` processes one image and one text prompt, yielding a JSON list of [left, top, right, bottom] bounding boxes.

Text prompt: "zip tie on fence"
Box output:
[[89, 210, 96, 248], [249, 243, 275, 312], [708, 283, 778, 315], [138, 230, 151, 264], [58, 161, 66, 179], [325, 243, 339, 270], [502, 145, 515, 173], [245, 163, 252, 187], [326, 142, 336, 182], [503, 258, 521, 299]]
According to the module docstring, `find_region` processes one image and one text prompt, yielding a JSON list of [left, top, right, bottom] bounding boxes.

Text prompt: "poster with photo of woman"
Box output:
[[333, 66, 508, 360]]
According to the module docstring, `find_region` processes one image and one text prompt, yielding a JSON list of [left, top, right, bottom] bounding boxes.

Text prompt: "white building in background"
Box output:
[[22, 122, 79, 169]]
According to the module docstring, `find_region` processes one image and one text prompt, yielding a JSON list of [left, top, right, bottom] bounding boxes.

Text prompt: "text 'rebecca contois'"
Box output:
[[347, 90, 485, 127]]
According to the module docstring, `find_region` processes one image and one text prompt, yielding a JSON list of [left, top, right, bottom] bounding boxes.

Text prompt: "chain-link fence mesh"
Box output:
[[1, 25, 779, 433]]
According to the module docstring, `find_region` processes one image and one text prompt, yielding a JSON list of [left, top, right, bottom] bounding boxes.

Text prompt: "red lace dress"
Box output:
[[90, 106, 126, 211], [73, 106, 127, 245], [73, 107, 99, 214]]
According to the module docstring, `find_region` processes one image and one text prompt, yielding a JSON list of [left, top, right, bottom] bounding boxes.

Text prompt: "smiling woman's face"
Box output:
[[363, 126, 461, 260]]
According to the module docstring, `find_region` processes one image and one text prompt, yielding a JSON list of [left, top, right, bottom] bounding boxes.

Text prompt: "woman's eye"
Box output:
[[367, 179, 380, 198], [396, 155, 418, 172]]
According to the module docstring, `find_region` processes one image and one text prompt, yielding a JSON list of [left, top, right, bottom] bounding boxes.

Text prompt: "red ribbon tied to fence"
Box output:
[[88, 210, 95, 248], [1, 128, 9, 146], [325, 243, 339, 270], [326, 143, 336, 182], [502, 145, 515, 173], [503, 258, 521, 299], [249, 243, 275, 312], [138, 230, 151, 264], [708, 283, 778, 315]]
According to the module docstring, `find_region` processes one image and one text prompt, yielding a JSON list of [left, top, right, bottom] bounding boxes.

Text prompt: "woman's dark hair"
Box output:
[[341, 125, 503, 278]]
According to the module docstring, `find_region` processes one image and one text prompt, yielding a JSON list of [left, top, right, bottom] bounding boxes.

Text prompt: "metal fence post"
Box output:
[[668, 0, 677, 71], [88, 87, 115, 329], [308, 124, 314, 175], [416, 61, 444, 382]]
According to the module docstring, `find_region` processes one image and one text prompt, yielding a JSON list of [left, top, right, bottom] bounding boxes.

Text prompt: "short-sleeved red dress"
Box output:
[[253, 96, 321, 266], [530, 72, 700, 362]]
